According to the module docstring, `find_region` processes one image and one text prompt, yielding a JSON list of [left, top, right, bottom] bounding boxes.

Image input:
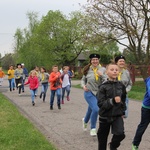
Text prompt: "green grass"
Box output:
[[128, 81, 145, 100], [73, 81, 146, 101], [0, 94, 57, 150]]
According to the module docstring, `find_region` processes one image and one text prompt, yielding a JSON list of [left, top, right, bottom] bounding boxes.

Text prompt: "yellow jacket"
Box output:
[[7, 69, 15, 79]]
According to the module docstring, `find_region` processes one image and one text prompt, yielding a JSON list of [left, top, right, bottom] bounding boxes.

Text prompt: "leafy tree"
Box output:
[[84, 0, 150, 79], [1, 53, 15, 70]]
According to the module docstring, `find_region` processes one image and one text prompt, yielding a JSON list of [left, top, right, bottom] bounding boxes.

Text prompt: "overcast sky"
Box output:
[[0, 0, 88, 56]]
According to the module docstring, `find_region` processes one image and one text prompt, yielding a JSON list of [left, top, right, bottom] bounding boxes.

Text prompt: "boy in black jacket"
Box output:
[[96, 63, 126, 150]]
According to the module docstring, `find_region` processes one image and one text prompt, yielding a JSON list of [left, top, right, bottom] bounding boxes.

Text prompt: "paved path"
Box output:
[[1, 77, 150, 150]]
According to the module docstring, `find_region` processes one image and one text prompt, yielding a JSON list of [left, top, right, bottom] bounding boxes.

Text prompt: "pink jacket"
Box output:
[[24, 76, 39, 90]]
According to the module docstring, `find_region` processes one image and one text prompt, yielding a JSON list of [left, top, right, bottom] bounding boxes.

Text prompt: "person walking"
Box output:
[[49, 65, 62, 110], [7, 65, 15, 91], [81, 53, 106, 136], [39, 67, 49, 102], [14, 64, 23, 95], [0, 67, 5, 86], [24, 70, 39, 106], [115, 55, 132, 118], [61, 66, 71, 104], [21, 63, 28, 92], [34, 66, 41, 96], [96, 63, 126, 150], [132, 76, 150, 150]]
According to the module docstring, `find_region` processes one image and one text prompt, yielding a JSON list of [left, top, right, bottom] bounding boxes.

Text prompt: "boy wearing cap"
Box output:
[[81, 53, 106, 136], [115, 55, 132, 118]]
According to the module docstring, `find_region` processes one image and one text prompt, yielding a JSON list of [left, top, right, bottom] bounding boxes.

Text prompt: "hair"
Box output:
[[106, 63, 118, 70], [52, 65, 58, 68], [41, 66, 46, 72], [82, 61, 91, 76], [63, 66, 69, 70], [29, 70, 37, 76]]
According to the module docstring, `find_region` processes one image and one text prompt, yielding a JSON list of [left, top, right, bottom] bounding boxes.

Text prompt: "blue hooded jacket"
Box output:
[[142, 77, 150, 109]]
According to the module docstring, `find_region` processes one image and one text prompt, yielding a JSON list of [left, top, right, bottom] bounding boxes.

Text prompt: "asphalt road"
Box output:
[[1, 78, 150, 150]]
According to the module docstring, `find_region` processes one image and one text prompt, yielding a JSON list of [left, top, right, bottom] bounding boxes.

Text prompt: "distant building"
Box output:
[[77, 51, 90, 66]]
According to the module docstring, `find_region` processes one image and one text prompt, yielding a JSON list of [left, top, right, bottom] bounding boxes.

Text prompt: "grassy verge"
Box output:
[[72, 81, 146, 101], [0, 94, 57, 150], [128, 81, 145, 100]]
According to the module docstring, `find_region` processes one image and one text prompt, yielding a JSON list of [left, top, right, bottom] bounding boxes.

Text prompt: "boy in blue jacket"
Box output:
[[132, 77, 150, 150]]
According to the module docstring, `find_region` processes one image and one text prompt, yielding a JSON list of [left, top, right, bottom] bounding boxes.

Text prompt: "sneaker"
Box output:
[[67, 96, 70, 101], [82, 118, 87, 131], [39, 93, 42, 99], [18, 83, 22, 87], [32, 102, 35, 106], [109, 142, 117, 150], [58, 105, 61, 109], [132, 144, 138, 150], [50, 105, 53, 110], [62, 100, 64, 104], [90, 128, 97, 136]]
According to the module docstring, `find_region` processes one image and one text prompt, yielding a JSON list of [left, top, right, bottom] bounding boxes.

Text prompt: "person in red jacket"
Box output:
[[49, 65, 62, 110], [24, 70, 39, 106]]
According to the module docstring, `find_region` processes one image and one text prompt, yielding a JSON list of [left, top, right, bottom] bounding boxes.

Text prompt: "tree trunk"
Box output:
[[139, 66, 149, 80]]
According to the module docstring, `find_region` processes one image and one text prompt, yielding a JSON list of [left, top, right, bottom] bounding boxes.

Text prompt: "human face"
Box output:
[[41, 68, 44, 73], [106, 64, 119, 80], [91, 58, 100, 67], [10, 66, 13, 69], [116, 59, 125, 69], [53, 67, 58, 73], [63, 67, 68, 74], [18, 65, 21, 69]]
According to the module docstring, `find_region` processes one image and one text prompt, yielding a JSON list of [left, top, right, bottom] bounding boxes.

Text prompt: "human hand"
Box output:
[[97, 71, 102, 76], [114, 96, 121, 103], [83, 85, 88, 91]]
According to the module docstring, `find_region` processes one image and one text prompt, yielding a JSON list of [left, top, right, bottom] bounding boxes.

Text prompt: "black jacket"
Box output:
[[96, 80, 126, 122]]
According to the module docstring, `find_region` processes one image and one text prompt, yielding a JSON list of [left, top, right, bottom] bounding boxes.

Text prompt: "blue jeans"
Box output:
[[8, 78, 15, 90], [30, 89, 37, 103], [124, 96, 129, 118], [40, 83, 48, 100], [84, 91, 99, 129], [22, 79, 25, 91], [133, 107, 150, 147], [50, 88, 61, 106], [62, 85, 70, 100]]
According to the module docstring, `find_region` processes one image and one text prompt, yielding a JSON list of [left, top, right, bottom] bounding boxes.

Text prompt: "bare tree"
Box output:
[[84, 0, 150, 79]]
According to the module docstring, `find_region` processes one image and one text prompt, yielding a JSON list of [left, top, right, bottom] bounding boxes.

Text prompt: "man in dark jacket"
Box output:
[[96, 63, 126, 150]]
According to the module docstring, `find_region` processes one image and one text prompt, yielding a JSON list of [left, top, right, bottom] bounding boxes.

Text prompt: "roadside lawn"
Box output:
[[0, 94, 57, 150]]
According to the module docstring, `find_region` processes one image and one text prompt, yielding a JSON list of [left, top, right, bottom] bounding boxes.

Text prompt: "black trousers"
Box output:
[[97, 117, 125, 150], [15, 77, 23, 94]]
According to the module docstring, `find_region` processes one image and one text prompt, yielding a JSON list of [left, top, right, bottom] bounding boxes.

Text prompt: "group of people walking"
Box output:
[[6, 64, 74, 108], [81, 53, 149, 150]]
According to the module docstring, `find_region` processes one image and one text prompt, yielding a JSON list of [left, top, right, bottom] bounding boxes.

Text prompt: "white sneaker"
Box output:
[[82, 118, 87, 131], [90, 128, 97, 136]]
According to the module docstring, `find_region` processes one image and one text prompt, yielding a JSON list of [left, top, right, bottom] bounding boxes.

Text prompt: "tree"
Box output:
[[84, 0, 150, 79], [1, 53, 15, 70]]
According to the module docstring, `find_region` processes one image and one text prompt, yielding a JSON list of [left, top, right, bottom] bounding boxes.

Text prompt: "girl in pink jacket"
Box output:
[[24, 70, 39, 106]]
